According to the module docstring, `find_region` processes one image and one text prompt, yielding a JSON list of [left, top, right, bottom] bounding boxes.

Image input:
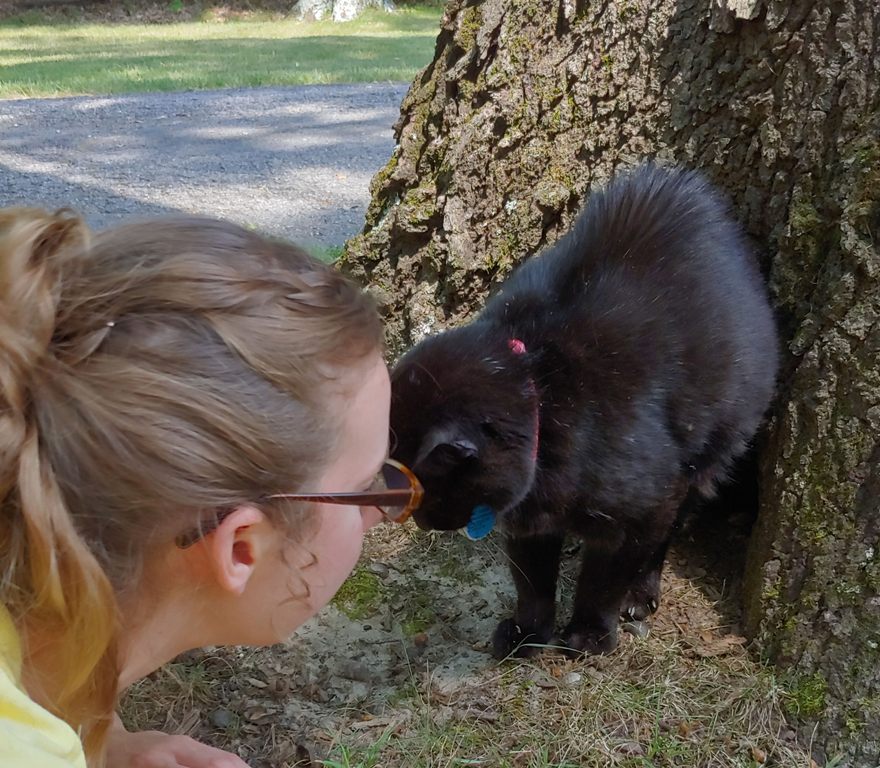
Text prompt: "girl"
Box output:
[[0, 209, 421, 767]]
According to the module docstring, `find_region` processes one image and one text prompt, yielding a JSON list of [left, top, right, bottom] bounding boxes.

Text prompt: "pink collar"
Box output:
[[508, 338, 540, 462]]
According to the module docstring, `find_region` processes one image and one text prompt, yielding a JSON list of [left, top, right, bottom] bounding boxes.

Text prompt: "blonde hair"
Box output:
[[0, 209, 382, 763]]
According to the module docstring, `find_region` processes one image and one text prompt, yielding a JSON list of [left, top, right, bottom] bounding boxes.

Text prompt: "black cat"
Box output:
[[390, 164, 779, 658]]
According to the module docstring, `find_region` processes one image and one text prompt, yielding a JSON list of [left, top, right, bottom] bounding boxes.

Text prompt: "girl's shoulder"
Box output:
[[0, 605, 87, 768]]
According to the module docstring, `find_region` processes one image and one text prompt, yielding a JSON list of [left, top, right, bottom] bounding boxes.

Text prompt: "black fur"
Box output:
[[390, 165, 779, 658]]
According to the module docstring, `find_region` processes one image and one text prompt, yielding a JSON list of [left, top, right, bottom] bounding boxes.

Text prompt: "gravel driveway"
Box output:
[[0, 83, 407, 247]]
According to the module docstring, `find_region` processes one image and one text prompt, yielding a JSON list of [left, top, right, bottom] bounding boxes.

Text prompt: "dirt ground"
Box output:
[[122, 512, 820, 768]]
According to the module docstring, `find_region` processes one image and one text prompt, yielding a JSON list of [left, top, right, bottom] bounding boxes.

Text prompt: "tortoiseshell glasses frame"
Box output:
[[175, 459, 423, 549]]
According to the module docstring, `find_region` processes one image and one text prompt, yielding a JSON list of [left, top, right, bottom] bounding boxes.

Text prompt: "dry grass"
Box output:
[[121, 525, 821, 768]]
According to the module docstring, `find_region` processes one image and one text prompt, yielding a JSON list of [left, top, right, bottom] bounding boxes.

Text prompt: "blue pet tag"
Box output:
[[464, 504, 496, 540]]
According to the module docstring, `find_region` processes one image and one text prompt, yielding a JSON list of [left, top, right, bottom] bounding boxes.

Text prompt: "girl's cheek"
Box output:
[[360, 505, 385, 531], [308, 507, 366, 600]]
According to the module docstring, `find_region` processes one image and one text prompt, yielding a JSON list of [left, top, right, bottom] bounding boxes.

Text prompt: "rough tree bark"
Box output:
[[340, 0, 879, 763]]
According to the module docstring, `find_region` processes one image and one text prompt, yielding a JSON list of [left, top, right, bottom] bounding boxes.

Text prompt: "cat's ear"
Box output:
[[416, 424, 479, 469]]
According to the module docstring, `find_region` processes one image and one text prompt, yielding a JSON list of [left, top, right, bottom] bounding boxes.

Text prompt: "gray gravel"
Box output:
[[0, 84, 408, 248]]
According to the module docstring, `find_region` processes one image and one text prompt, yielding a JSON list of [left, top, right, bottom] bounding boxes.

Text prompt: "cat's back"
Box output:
[[484, 164, 773, 347]]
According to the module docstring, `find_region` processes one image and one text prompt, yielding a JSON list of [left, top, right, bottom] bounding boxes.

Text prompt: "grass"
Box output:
[[321, 641, 811, 768], [332, 567, 385, 620], [0, 6, 443, 99], [310, 244, 345, 263]]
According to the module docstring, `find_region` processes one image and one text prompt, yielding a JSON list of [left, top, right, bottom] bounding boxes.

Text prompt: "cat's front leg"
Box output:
[[492, 533, 563, 659], [561, 537, 632, 656], [620, 567, 661, 622], [564, 495, 682, 655], [621, 488, 695, 621], [620, 536, 670, 622]]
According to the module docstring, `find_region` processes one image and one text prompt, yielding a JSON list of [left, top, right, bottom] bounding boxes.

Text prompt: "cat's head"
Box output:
[[390, 324, 540, 532]]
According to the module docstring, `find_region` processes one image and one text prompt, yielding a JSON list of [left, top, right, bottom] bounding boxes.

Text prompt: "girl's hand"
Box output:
[[107, 717, 251, 768]]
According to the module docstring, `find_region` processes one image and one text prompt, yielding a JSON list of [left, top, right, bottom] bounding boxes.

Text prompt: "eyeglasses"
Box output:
[[174, 459, 423, 549]]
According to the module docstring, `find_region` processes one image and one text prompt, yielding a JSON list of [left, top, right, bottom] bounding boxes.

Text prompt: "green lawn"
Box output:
[[0, 7, 442, 99]]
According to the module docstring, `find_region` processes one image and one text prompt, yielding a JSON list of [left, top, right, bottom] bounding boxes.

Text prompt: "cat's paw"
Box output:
[[620, 572, 661, 622], [558, 623, 619, 656], [491, 618, 552, 659]]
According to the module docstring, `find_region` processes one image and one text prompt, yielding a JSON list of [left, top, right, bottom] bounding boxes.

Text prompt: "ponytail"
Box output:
[[0, 209, 118, 764]]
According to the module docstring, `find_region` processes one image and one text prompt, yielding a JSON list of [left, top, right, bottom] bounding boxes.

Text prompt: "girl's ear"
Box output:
[[201, 505, 267, 595]]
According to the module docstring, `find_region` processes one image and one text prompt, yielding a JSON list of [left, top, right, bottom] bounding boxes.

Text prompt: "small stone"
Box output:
[[349, 681, 370, 701], [562, 671, 583, 686], [210, 708, 234, 728], [367, 562, 389, 577], [337, 660, 374, 683]]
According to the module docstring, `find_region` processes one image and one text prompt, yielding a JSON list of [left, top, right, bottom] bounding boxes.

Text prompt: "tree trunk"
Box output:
[[295, 0, 394, 22], [341, 0, 879, 763]]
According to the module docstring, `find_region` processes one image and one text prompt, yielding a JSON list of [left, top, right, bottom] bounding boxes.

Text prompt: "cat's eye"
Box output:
[[481, 420, 502, 439]]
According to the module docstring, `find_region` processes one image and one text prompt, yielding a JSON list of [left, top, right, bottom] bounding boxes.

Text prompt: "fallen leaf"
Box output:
[[349, 712, 412, 731], [617, 741, 644, 757], [455, 707, 500, 722], [349, 716, 392, 731], [692, 634, 747, 657]]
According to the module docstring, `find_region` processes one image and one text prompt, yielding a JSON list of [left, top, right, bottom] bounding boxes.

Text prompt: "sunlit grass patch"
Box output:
[[0, 7, 442, 98]]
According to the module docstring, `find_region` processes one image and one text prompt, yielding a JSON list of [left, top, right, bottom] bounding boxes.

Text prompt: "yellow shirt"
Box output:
[[0, 604, 87, 767]]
